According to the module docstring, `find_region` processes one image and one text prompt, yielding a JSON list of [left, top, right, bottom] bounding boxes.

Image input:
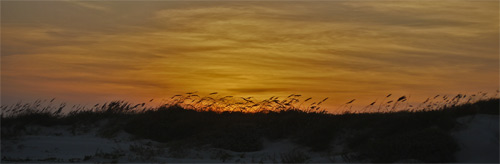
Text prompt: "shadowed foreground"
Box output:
[[1, 98, 499, 163]]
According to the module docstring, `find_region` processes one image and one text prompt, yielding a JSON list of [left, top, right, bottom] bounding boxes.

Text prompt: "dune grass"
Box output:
[[1, 92, 499, 163]]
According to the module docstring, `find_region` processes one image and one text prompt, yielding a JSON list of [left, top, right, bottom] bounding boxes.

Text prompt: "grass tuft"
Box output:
[[2, 93, 498, 162]]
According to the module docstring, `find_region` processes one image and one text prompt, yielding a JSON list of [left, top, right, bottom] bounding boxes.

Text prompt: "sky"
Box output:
[[1, 1, 499, 112]]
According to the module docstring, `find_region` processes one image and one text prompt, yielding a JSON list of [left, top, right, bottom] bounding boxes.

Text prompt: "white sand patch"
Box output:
[[5, 114, 496, 163], [1, 125, 339, 163], [452, 114, 499, 163]]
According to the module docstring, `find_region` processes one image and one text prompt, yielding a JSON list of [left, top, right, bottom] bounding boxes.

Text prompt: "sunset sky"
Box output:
[[1, 1, 499, 112]]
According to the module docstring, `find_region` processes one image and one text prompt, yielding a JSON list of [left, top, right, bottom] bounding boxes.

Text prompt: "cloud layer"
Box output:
[[2, 1, 498, 111]]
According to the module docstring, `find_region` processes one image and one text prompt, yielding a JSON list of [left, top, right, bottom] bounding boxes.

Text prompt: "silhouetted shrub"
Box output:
[[351, 127, 458, 162], [2, 95, 498, 162]]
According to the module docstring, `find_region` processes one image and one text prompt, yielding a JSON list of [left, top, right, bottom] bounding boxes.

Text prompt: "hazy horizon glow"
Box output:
[[1, 1, 499, 112]]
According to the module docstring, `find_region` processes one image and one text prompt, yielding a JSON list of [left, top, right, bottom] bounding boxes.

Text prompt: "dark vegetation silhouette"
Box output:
[[1, 91, 499, 163]]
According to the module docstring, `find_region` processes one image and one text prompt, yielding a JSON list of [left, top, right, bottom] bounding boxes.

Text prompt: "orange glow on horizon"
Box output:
[[1, 1, 499, 113]]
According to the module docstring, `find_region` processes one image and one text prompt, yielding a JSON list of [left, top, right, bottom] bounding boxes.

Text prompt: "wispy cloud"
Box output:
[[64, 0, 109, 11], [2, 1, 498, 110]]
